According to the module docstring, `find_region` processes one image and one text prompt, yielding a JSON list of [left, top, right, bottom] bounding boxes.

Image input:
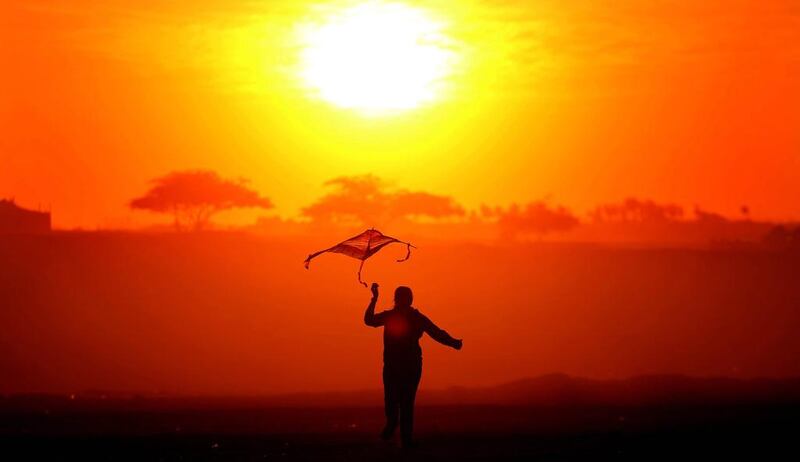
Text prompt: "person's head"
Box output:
[[394, 286, 413, 308]]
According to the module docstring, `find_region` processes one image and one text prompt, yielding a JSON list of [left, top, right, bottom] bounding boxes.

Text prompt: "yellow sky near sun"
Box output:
[[1, 0, 799, 228]]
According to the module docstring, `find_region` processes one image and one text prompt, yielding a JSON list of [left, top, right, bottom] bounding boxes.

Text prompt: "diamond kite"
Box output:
[[303, 229, 415, 286]]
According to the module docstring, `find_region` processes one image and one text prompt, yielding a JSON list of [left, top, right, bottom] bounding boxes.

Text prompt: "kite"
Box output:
[[303, 228, 415, 287]]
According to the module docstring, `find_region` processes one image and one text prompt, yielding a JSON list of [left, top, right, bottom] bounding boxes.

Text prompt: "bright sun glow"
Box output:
[[299, 2, 454, 115]]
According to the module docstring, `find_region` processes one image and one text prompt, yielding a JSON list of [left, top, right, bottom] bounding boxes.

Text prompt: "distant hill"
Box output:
[[4, 375, 800, 411], [263, 374, 800, 407], [426, 374, 800, 406]]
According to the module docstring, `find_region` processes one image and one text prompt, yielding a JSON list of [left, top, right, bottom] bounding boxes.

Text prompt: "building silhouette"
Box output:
[[0, 199, 51, 234]]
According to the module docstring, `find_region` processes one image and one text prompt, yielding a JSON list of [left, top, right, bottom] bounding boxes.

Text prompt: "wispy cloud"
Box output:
[[9, 0, 800, 97]]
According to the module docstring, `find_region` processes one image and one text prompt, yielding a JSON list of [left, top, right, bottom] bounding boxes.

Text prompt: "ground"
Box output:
[[2, 403, 798, 460]]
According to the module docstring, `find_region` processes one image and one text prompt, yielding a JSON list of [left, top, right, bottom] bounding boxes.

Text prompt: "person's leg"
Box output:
[[399, 362, 422, 447], [382, 365, 399, 439]]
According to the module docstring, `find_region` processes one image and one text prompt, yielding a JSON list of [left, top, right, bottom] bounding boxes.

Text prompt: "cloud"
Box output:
[[9, 0, 308, 94], [472, 0, 800, 93]]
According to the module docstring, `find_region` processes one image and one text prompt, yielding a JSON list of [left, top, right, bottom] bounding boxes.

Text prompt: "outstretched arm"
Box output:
[[421, 314, 463, 350], [364, 283, 385, 327]]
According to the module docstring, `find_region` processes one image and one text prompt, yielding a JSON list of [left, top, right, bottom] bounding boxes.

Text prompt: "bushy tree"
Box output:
[[483, 202, 580, 237], [302, 175, 464, 226], [589, 198, 684, 223], [130, 170, 272, 230]]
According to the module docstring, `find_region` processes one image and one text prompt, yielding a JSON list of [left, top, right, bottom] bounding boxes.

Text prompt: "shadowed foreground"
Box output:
[[2, 399, 798, 461], [3, 234, 800, 459]]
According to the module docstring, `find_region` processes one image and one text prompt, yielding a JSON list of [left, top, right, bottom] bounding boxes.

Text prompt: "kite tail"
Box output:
[[357, 259, 367, 287], [396, 242, 414, 262]]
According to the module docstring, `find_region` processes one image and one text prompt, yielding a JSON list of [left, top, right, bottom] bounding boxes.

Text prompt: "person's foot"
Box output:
[[400, 439, 416, 449], [380, 425, 396, 440]]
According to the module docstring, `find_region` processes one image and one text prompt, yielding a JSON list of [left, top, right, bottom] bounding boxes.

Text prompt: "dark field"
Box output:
[[2, 401, 799, 461], [2, 232, 800, 459]]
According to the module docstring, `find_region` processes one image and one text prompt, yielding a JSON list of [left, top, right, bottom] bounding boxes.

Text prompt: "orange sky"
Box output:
[[2, 0, 799, 229]]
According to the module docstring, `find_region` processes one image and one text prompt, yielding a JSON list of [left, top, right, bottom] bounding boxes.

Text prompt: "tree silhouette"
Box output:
[[302, 175, 464, 226], [589, 198, 683, 223], [130, 170, 272, 230], [482, 201, 579, 238]]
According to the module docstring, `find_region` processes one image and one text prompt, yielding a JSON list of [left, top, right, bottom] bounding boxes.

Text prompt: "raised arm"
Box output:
[[364, 283, 386, 327], [420, 313, 463, 350]]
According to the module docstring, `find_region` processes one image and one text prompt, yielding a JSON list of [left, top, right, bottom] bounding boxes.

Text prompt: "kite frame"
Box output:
[[303, 228, 416, 287]]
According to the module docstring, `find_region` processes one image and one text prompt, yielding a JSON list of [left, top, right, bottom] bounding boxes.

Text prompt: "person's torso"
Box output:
[[382, 308, 425, 363]]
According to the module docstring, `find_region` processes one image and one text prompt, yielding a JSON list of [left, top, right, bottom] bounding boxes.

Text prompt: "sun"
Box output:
[[299, 2, 454, 115]]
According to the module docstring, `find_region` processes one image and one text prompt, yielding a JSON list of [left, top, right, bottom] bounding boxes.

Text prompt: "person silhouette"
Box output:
[[364, 283, 462, 448]]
